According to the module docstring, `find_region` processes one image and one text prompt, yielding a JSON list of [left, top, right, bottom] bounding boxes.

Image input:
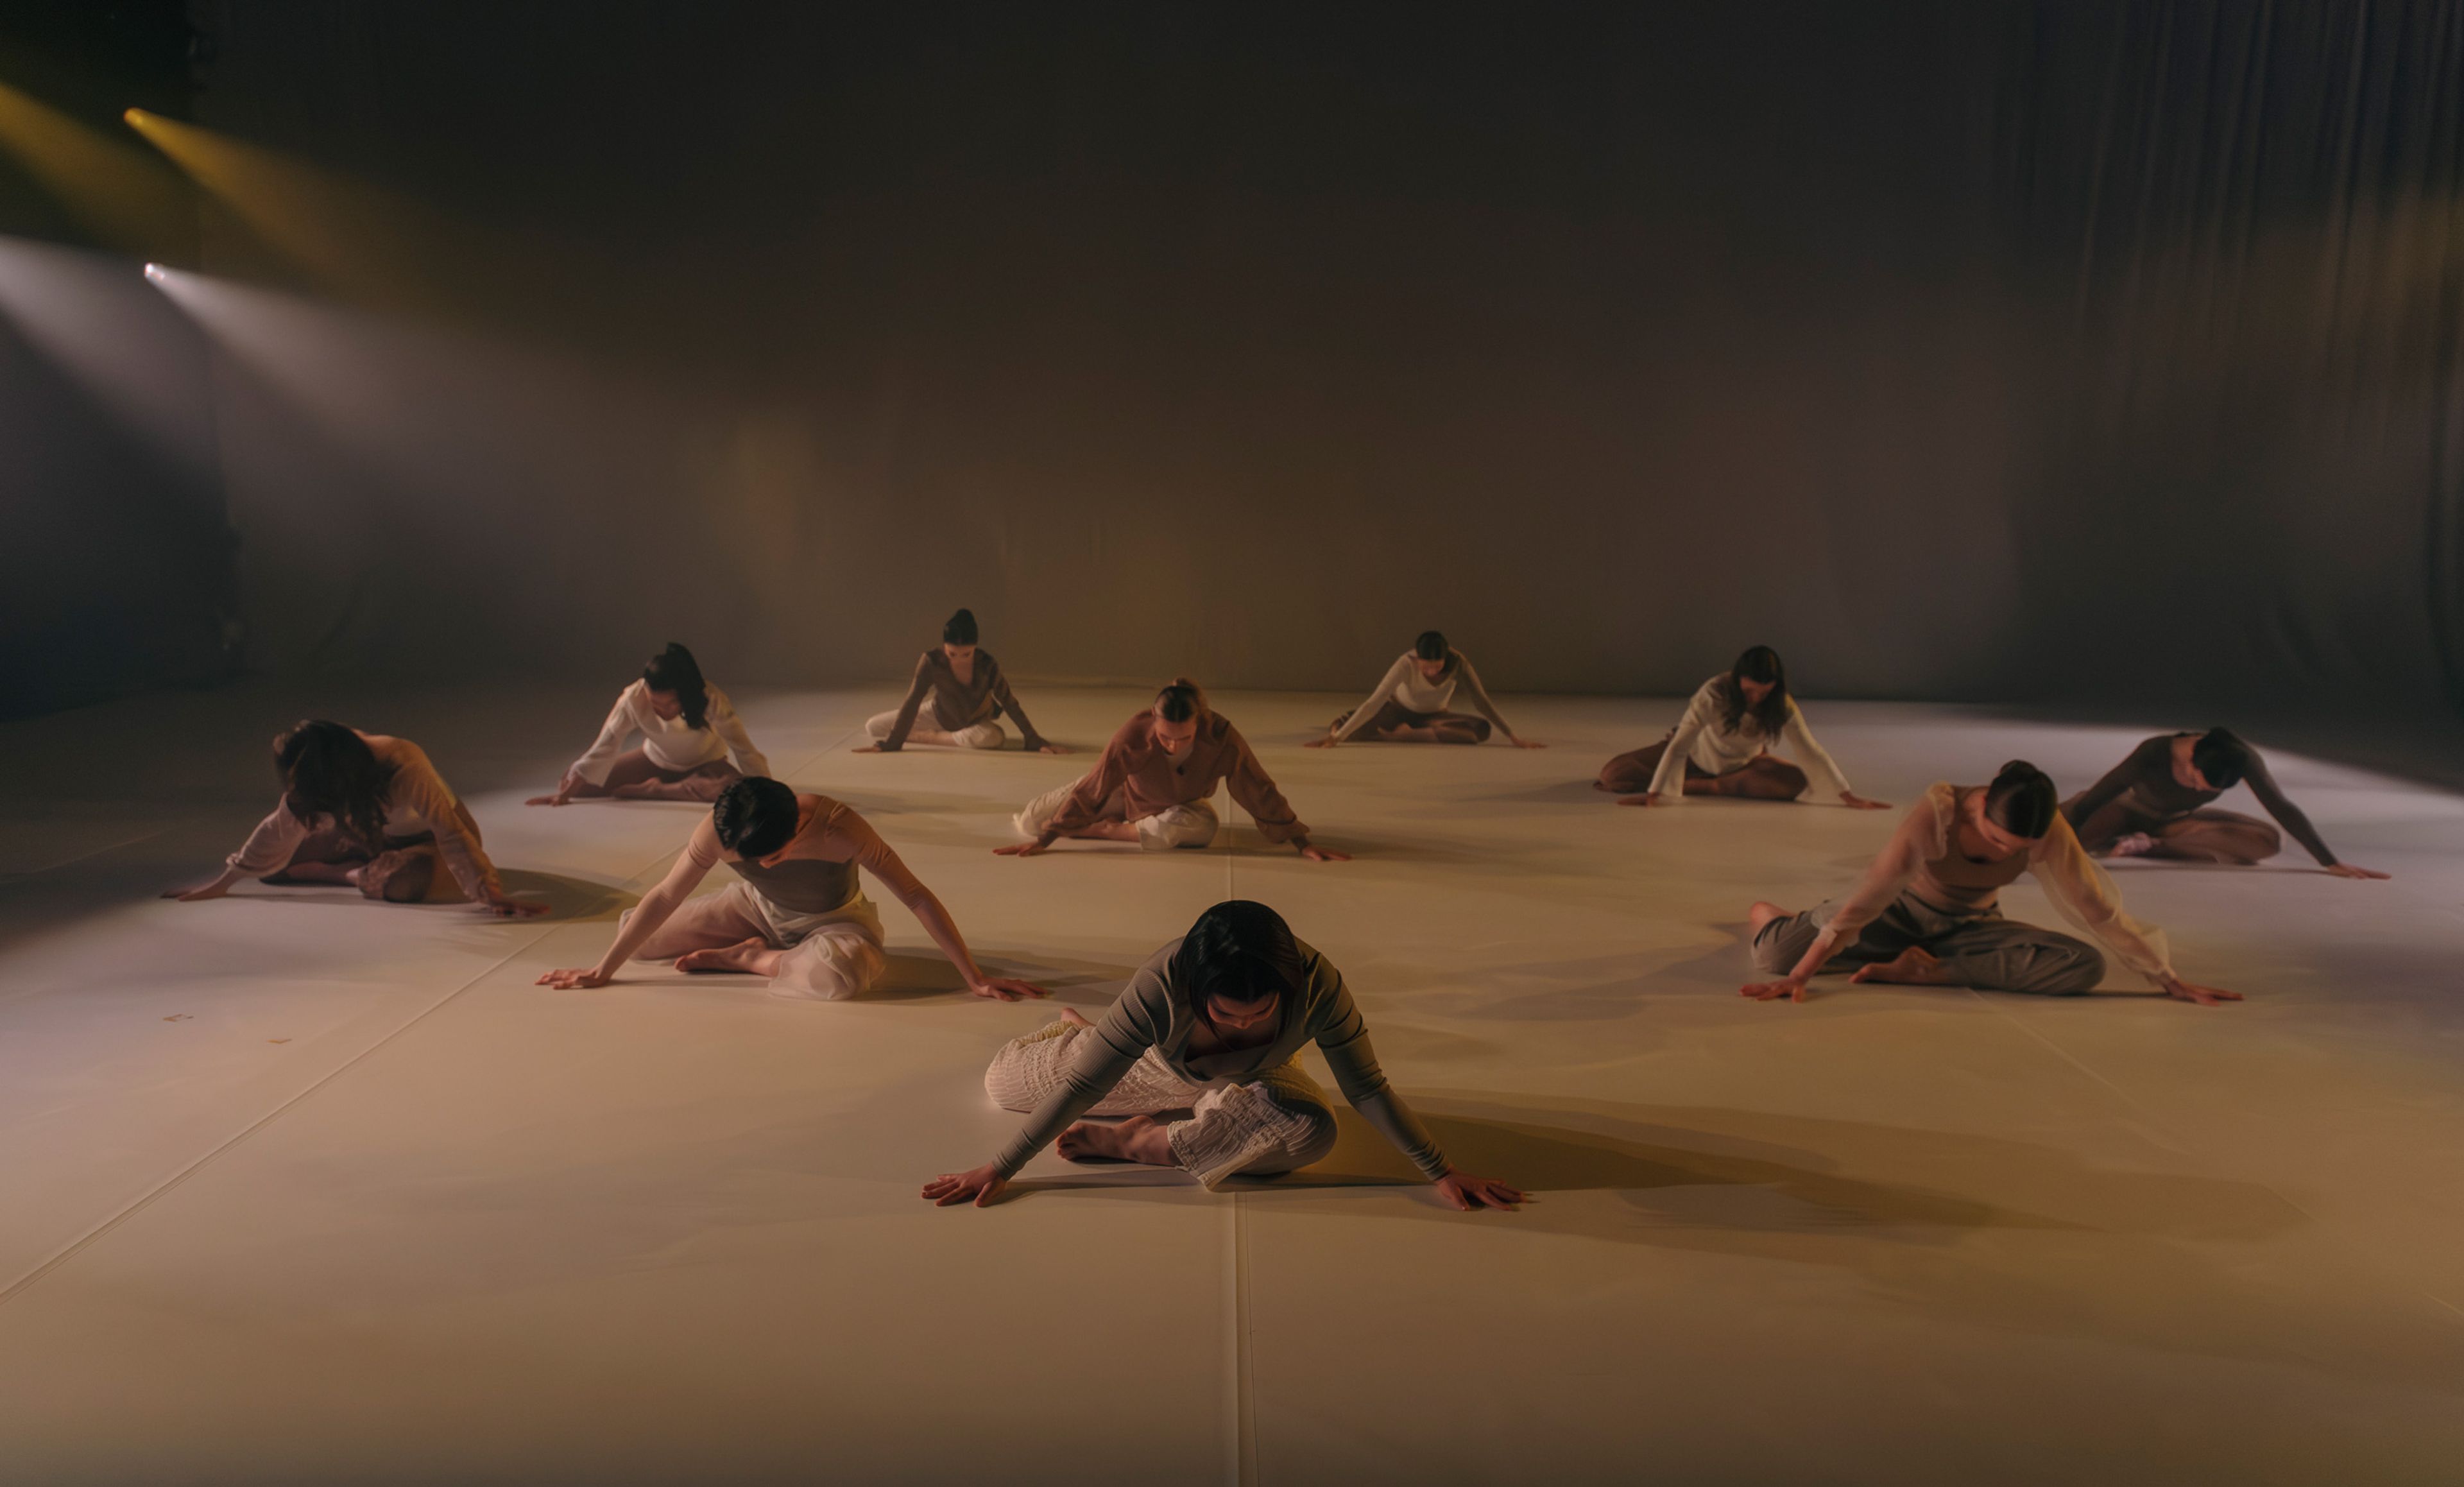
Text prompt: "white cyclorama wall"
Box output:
[[181, 3, 2461, 719]]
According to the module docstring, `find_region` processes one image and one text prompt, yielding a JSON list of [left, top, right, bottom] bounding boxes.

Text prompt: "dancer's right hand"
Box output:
[[162, 881, 230, 902], [536, 967, 613, 988], [1739, 977, 1809, 1002], [922, 1163, 1009, 1207], [993, 840, 1048, 857], [1616, 792, 1662, 807], [1305, 735, 1336, 749]]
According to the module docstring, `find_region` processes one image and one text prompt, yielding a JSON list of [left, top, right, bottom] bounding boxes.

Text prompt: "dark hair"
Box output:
[[713, 776, 799, 859], [1413, 630, 1451, 664], [1984, 760, 2058, 838], [943, 608, 979, 646], [1172, 900, 1305, 1024], [643, 643, 710, 730], [1716, 645, 1792, 736], [275, 720, 395, 848], [2190, 728, 2250, 790], [1155, 677, 1206, 723]]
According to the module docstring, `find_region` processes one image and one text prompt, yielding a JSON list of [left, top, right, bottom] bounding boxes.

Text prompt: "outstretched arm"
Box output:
[[1741, 802, 1928, 1000], [2032, 821, 2241, 1004], [170, 802, 305, 898], [2060, 739, 2157, 841], [924, 1004, 1149, 1206], [1779, 703, 1871, 806], [538, 689, 638, 803], [850, 820, 1046, 1001], [2241, 749, 2381, 877], [1638, 685, 1717, 806], [987, 661, 1063, 754], [1453, 657, 1539, 748], [708, 689, 771, 778], [1225, 727, 1343, 859], [1315, 977, 1525, 1209], [861, 657, 937, 754], [536, 825, 721, 986]]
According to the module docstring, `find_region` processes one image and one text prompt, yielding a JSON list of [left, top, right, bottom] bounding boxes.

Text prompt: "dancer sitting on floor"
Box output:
[[1741, 761, 2239, 1005], [529, 643, 769, 806], [1306, 630, 1540, 748], [168, 720, 541, 916], [1001, 680, 1348, 860], [2062, 728, 2387, 879], [856, 608, 1065, 755], [921, 899, 1526, 1208], [1598, 645, 1886, 810], [536, 776, 1045, 1001]]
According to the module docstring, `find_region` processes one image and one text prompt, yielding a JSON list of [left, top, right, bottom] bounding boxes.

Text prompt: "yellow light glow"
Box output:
[[0, 85, 191, 253]]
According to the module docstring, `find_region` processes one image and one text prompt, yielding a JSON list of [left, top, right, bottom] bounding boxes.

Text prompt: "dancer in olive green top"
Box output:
[[923, 900, 1525, 1208], [859, 608, 1066, 754]]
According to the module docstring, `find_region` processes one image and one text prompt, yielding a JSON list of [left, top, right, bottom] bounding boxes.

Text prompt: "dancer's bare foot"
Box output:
[[674, 937, 771, 975], [1057, 1114, 1174, 1166], [1747, 900, 1787, 936], [1849, 946, 1953, 986], [1057, 1006, 1093, 1029], [2107, 832, 2156, 858]]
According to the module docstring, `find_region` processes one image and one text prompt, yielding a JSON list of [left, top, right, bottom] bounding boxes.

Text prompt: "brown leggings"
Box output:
[[1330, 700, 1492, 744], [1595, 738, 1807, 800], [568, 748, 742, 802], [2081, 805, 2282, 865]]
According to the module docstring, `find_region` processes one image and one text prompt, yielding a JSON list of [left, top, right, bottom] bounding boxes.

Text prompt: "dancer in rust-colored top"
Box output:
[[1002, 680, 1348, 860]]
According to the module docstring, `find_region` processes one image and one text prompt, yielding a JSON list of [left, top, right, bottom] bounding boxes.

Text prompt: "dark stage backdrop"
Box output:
[[132, 3, 2464, 718]]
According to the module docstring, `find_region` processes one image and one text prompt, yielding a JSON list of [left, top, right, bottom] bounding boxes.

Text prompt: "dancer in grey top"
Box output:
[[923, 901, 1525, 1208]]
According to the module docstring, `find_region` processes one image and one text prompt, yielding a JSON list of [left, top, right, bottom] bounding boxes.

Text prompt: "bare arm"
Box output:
[[851, 821, 1045, 1001], [1747, 801, 1929, 995], [1450, 657, 1523, 743], [536, 825, 721, 987]]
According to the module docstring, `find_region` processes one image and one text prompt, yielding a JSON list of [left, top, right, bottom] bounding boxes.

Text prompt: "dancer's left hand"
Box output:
[[537, 967, 612, 988], [970, 976, 1049, 1002], [1434, 1171, 1528, 1210], [1509, 737, 1546, 749], [1035, 743, 1072, 755], [993, 840, 1048, 857], [1740, 977, 1810, 1002], [1297, 844, 1352, 863], [2161, 977, 2243, 1006], [1840, 791, 1890, 810], [2325, 863, 2390, 880]]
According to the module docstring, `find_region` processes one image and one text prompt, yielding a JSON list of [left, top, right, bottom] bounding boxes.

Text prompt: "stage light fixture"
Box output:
[[143, 261, 166, 282]]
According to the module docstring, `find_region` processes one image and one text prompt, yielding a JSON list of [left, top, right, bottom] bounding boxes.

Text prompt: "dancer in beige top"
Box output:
[[531, 643, 770, 805], [167, 721, 541, 915], [857, 609, 1065, 754], [1598, 646, 1886, 810], [1308, 631, 1541, 748], [1741, 761, 2240, 1005], [923, 900, 1524, 1208], [537, 776, 1045, 1002]]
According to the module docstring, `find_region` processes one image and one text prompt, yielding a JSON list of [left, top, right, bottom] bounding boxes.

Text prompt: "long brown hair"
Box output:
[[275, 721, 395, 847], [1715, 646, 1792, 735]]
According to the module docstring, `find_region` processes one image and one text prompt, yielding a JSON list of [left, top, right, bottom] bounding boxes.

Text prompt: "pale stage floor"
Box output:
[[0, 683, 2459, 1485]]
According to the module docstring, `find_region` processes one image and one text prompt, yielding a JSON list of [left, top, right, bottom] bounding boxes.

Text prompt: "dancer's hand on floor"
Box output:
[[524, 792, 570, 807], [922, 1164, 1009, 1207], [1740, 977, 1810, 1002], [2326, 862, 2391, 880], [1616, 792, 1661, 807], [993, 840, 1048, 857], [1509, 737, 1546, 749], [1297, 845, 1352, 863], [1304, 735, 1337, 748], [970, 976, 1049, 1002], [536, 967, 612, 988], [1434, 1171, 1528, 1210], [850, 745, 884, 753], [1036, 743, 1072, 755], [485, 896, 550, 918], [1840, 791, 1891, 810], [163, 881, 230, 902], [2161, 977, 2243, 1006]]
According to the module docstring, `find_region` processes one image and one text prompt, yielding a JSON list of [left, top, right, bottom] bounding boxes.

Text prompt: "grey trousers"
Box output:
[[1750, 893, 2104, 995]]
